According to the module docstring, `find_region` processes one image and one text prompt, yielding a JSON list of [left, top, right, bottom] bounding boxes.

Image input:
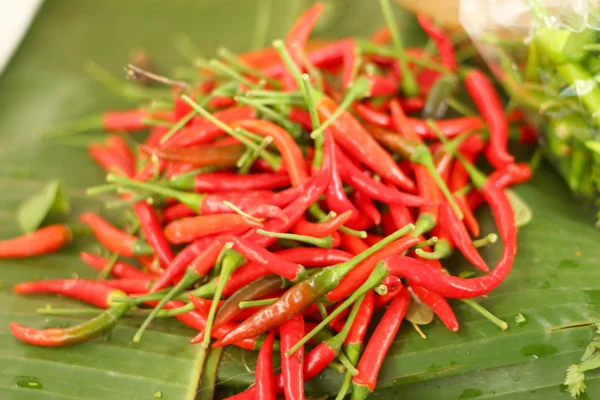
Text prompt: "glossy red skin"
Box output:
[[255, 331, 277, 400], [316, 95, 415, 192], [417, 13, 457, 71], [388, 181, 517, 298], [291, 211, 352, 238], [464, 69, 514, 169], [280, 315, 305, 400], [14, 279, 119, 309], [135, 202, 174, 266], [164, 214, 262, 244], [410, 284, 459, 332], [231, 119, 308, 187], [193, 172, 290, 193], [353, 289, 410, 391], [0, 225, 70, 259], [80, 252, 153, 280], [79, 212, 138, 257]]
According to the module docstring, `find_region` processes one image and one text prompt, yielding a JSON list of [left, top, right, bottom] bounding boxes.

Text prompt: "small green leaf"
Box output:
[[17, 179, 70, 233], [506, 189, 532, 228], [515, 313, 527, 325], [406, 289, 434, 325]]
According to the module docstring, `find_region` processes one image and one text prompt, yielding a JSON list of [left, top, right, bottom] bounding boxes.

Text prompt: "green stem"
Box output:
[[106, 173, 204, 213], [86, 183, 119, 196], [461, 298, 508, 330], [317, 302, 329, 319], [428, 120, 487, 189], [181, 95, 281, 170], [415, 239, 452, 260], [238, 298, 278, 309], [202, 248, 244, 348], [287, 264, 388, 355], [100, 253, 120, 279], [473, 233, 498, 248], [156, 302, 194, 317], [310, 77, 370, 139], [447, 96, 476, 116], [412, 144, 463, 219], [235, 97, 301, 138], [238, 136, 273, 174], [308, 204, 367, 238], [256, 229, 333, 248], [378, 0, 419, 96], [272, 40, 305, 89], [133, 268, 202, 343], [302, 74, 324, 168], [414, 236, 438, 249], [159, 109, 197, 144]]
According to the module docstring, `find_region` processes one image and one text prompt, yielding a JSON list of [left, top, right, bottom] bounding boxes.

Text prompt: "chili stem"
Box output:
[[461, 298, 508, 330], [238, 298, 278, 309], [473, 233, 498, 248], [310, 77, 370, 139], [256, 229, 333, 248], [286, 262, 390, 356], [302, 74, 324, 168]]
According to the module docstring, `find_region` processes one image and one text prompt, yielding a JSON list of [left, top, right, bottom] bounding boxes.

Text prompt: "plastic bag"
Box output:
[[460, 0, 600, 219]]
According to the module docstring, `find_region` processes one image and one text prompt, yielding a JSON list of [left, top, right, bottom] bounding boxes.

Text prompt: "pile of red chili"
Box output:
[[4, 2, 536, 399]]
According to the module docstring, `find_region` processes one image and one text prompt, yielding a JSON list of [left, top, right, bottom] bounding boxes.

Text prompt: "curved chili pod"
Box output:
[[0, 224, 71, 259]]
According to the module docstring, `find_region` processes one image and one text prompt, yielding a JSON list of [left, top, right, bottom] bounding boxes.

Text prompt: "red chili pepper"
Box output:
[[213, 225, 414, 347], [103, 279, 152, 294], [106, 134, 135, 171], [137, 255, 164, 275], [240, 134, 333, 248], [288, 107, 313, 130], [352, 288, 410, 397], [79, 212, 152, 257], [389, 177, 517, 298], [134, 202, 174, 266], [325, 143, 373, 230], [341, 39, 359, 91], [374, 276, 403, 308], [364, 71, 400, 97], [410, 284, 458, 332], [173, 96, 194, 122], [89, 143, 133, 177], [315, 95, 415, 192], [340, 232, 369, 256], [103, 110, 155, 132], [356, 104, 485, 139], [345, 290, 375, 347], [144, 126, 169, 148], [335, 147, 427, 207], [255, 330, 276, 399], [10, 303, 131, 347], [178, 172, 290, 193], [464, 69, 514, 168], [468, 163, 532, 210], [327, 235, 421, 302], [140, 143, 245, 169], [0, 224, 71, 259], [164, 106, 256, 148], [353, 190, 381, 225], [283, 2, 325, 89], [161, 202, 196, 223], [151, 235, 219, 291], [277, 247, 353, 266], [164, 214, 263, 244], [449, 145, 482, 237], [211, 275, 284, 329], [417, 14, 457, 71], [291, 210, 352, 238], [231, 119, 308, 187], [363, 234, 383, 247], [14, 279, 124, 309], [280, 315, 304, 400], [80, 252, 154, 280], [160, 298, 259, 350], [227, 236, 305, 281], [440, 197, 488, 272]]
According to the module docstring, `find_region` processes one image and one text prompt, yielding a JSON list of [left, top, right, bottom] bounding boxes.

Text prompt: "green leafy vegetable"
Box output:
[[17, 179, 70, 233]]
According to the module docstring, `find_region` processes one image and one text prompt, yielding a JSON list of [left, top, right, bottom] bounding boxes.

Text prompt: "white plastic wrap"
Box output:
[[460, 0, 600, 211]]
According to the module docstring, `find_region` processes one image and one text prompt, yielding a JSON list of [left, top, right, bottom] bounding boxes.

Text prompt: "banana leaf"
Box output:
[[0, 0, 599, 399]]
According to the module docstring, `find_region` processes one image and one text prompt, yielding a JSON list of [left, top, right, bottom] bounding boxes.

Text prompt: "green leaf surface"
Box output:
[[17, 179, 69, 233], [506, 188, 533, 228], [0, 1, 599, 400]]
